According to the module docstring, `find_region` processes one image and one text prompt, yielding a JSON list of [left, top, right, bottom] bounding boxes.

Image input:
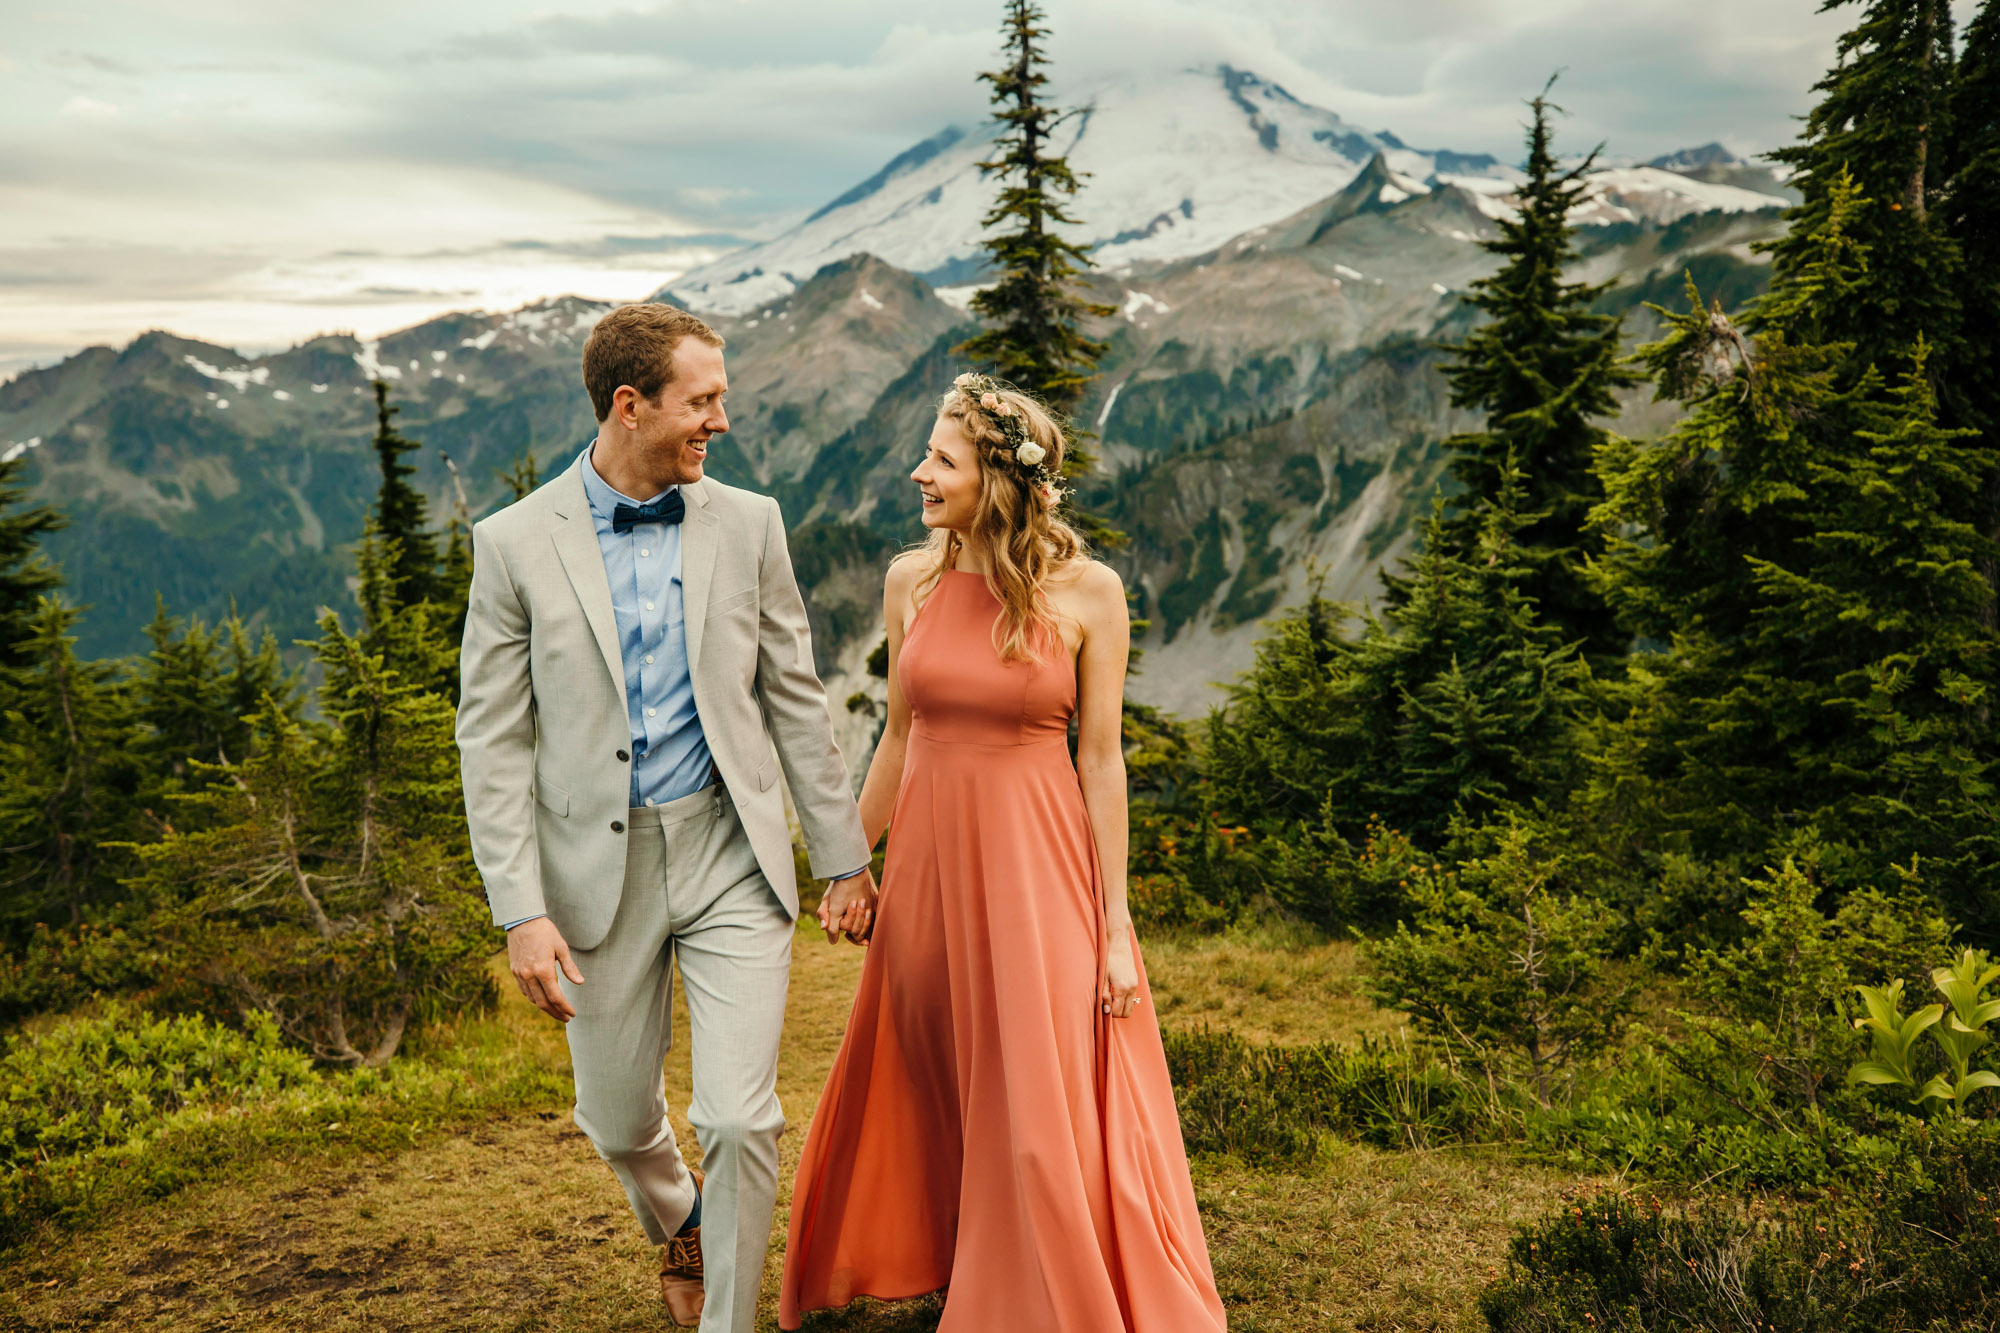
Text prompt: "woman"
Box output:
[[779, 374, 1226, 1331]]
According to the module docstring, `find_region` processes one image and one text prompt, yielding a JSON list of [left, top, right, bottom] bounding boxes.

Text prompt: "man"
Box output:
[[456, 303, 878, 1331]]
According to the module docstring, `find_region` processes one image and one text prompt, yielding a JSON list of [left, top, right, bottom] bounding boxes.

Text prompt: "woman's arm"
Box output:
[[856, 557, 925, 848], [1070, 563, 1138, 1018]]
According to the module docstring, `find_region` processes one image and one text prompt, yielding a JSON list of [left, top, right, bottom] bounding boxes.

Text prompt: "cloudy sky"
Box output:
[[2, 0, 1976, 378]]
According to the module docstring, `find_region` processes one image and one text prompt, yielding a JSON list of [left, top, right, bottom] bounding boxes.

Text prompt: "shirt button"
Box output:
[[645, 654, 654, 665], [645, 797, 656, 806], [645, 601, 655, 611], [610, 820, 625, 833], [640, 548, 650, 557], [646, 707, 657, 717]]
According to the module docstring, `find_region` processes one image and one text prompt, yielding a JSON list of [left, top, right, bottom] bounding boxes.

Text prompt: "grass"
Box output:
[[0, 920, 1597, 1331]]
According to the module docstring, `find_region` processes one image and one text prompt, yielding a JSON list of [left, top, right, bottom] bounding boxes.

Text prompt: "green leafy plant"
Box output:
[[1849, 949, 2000, 1113]]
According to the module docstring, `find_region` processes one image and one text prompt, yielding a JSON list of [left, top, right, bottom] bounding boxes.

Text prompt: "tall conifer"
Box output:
[[1433, 84, 1636, 661], [1766, 0, 1962, 384], [368, 381, 443, 609], [959, 0, 1117, 546], [0, 456, 65, 663]]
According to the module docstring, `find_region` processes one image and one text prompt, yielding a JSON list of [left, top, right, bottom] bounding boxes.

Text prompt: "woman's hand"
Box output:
[[817, 870, 878, 944], [1101, 928, 1141, 1019]]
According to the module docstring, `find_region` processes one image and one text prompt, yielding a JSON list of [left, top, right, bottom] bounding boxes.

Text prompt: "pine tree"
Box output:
[[0, 456, 65, 663], [1593, 173, 2000, 935], [1206, 461, 1588, 849], [1947, 1, 2000, 597], [499, 452, 541, 503], [958, 0, 1118, 540], [368, 381, 443, 609], [1767, 0, 1963, 386], [1432, 83, 1637, 661], [133, 603, 489, 1066], [0, 599, 137, 928]]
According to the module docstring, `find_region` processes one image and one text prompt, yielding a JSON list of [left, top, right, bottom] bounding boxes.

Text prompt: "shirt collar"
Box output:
[[580, 439, 679, 523]]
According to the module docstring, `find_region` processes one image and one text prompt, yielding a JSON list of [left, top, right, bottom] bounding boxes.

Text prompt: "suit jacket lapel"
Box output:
[[680, 478, 719, 678], [547, 462, 625, 696]]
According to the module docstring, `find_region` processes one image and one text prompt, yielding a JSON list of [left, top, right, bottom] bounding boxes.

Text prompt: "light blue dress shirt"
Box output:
[[500, 444, 861, 931], [579, 442, 717, 809]]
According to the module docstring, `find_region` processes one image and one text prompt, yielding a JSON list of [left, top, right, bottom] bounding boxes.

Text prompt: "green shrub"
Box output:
[[1480, 1120, 2000, 1331], [0, 922, 165, 1026], [0, 1002, 315, 1171], [1165, 1026, 1487, 1165]]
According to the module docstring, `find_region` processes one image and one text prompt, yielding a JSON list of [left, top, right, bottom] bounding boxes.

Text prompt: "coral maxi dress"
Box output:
[[780, 568, 1227, 1332]]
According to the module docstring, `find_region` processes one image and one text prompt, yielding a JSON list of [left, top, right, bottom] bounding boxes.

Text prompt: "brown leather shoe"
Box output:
[[659, 1168, 705, 1328]]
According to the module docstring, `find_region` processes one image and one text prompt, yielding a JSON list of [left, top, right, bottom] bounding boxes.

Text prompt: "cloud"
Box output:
[[2, 0, 1984, 364]]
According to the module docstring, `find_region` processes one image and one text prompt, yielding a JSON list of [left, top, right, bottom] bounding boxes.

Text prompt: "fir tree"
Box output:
[[132, 598, 295, 791], [958, 0, 1117, 542], [133, 603, 488, 1066], [1766, 0, 1963, 386], [499, 452, 541, 503], [0, 599, 137, 928], [368, 381, 443, 609], [1206, 460, 1588, 849], [1432, 83, 1637, 661], [1947, 1, 2000, 591], [0, 456, 65, 662], [1593, 173, 2000, 935]]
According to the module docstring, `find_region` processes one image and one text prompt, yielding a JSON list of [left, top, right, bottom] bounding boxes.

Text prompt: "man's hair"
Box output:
[[582, 303, 725, 421]]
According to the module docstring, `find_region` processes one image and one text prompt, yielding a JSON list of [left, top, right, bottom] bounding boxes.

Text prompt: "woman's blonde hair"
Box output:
[[918, 375, 1086, 662]]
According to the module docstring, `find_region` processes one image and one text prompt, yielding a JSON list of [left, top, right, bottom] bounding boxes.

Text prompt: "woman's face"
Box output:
[[912, 416, 983, 532]]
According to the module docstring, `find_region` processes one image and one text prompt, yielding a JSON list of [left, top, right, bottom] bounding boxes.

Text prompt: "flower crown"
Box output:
[[951, 372, 1065, 505]]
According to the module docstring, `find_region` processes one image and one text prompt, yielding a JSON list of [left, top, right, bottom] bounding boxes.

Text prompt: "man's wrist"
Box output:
[[502, 914, 548, 931]]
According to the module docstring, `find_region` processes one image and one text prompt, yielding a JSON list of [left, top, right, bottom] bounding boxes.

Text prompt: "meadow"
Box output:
[[0, 922, 1597, 1333]]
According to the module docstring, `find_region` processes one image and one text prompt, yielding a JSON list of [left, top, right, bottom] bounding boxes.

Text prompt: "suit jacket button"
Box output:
[[616, 749, 630, 762], [610, 820, 625, 833]]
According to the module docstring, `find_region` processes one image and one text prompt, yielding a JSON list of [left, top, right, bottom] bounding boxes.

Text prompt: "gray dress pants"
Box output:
[[562, 782, 792, 1333]]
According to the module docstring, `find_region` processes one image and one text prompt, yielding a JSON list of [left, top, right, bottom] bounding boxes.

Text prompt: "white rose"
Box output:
[[1016, 441, 1047, 466], [953, 372, 978, 390]]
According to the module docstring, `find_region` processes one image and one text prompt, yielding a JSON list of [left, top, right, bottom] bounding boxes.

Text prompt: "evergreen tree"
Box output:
[[132, 598, 296, 792], [499, 452, 541, 503], [367, 381, 443, 609], [435, 449, 475, 648], [1767, 0, 1962, 386], [1593, 174, 2000, 935], [1206, 461, 1588, 850], [0, 456, 65, 663], [1947, 1, 2000, 591], [958, 0, 1118, 544], [1431, 84, 1637, 662], [133, 603, 489, 1066], [0, 599, 137, 929]]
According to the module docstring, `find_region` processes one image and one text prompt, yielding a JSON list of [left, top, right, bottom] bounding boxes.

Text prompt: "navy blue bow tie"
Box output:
[[611, 489, 686, 534]]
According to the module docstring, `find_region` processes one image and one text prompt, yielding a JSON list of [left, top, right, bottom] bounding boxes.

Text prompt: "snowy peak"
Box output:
[[658, 65, 1509, 316]]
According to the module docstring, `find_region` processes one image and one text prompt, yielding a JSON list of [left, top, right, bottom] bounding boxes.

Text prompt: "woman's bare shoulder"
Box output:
[[1049, 557, 1124, 599], [885, 548, 937, 593]]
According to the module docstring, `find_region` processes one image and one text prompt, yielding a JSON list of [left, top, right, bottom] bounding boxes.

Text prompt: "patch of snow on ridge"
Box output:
[[460, 329, 500, 351], [933, 285, 984, 313], [1334, 264, 1364, 280], [183, 354, 271, 393], [354, 339, 401, 380], [1122, 291, 1171, 321], [858, 289, 884, 311], [1, 437, 41, 465]]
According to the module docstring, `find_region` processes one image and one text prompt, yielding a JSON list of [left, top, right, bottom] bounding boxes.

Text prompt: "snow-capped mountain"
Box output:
[[658, 65, 1511, 315]]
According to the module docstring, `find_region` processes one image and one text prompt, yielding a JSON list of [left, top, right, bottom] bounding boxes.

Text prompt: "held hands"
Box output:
[[508, 917, 585, 1022], [1101, 927, 1141, 1019], [816, 868, 879, 944]]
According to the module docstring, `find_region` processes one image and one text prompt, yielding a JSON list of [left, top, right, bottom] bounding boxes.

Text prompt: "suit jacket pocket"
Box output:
[[755, 754, 778, 792], [534, 769, 571, 817], [710, 586, 758, 616]]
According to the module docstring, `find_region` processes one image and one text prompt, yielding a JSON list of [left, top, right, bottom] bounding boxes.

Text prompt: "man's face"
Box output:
[[616, 339, 730, 488]]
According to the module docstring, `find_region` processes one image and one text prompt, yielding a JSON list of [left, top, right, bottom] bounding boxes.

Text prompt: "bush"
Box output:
[[1480, 1120, 2000, 1331], [0, 922, 165, 1026], [1165, 1026, 1487, 1165], [0, 1000, 567, 1251]]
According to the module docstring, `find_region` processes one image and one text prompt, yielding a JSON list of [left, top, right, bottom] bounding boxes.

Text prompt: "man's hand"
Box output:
[[816, 869, 878, 944], [508, 917, 585, 1022]]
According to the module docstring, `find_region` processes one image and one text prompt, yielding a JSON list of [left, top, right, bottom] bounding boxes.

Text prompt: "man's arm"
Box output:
[[752, 496, 872, 879], [456, 522, 547, 926]]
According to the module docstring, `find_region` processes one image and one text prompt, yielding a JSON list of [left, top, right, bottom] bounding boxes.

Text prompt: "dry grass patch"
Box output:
[[2, 921, 1587, 1332], [1144, 921, 1405, 1046]]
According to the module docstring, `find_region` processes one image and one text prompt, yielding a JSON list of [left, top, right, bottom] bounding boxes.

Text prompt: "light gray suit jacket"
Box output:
[[455, 457, 870, 950]]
